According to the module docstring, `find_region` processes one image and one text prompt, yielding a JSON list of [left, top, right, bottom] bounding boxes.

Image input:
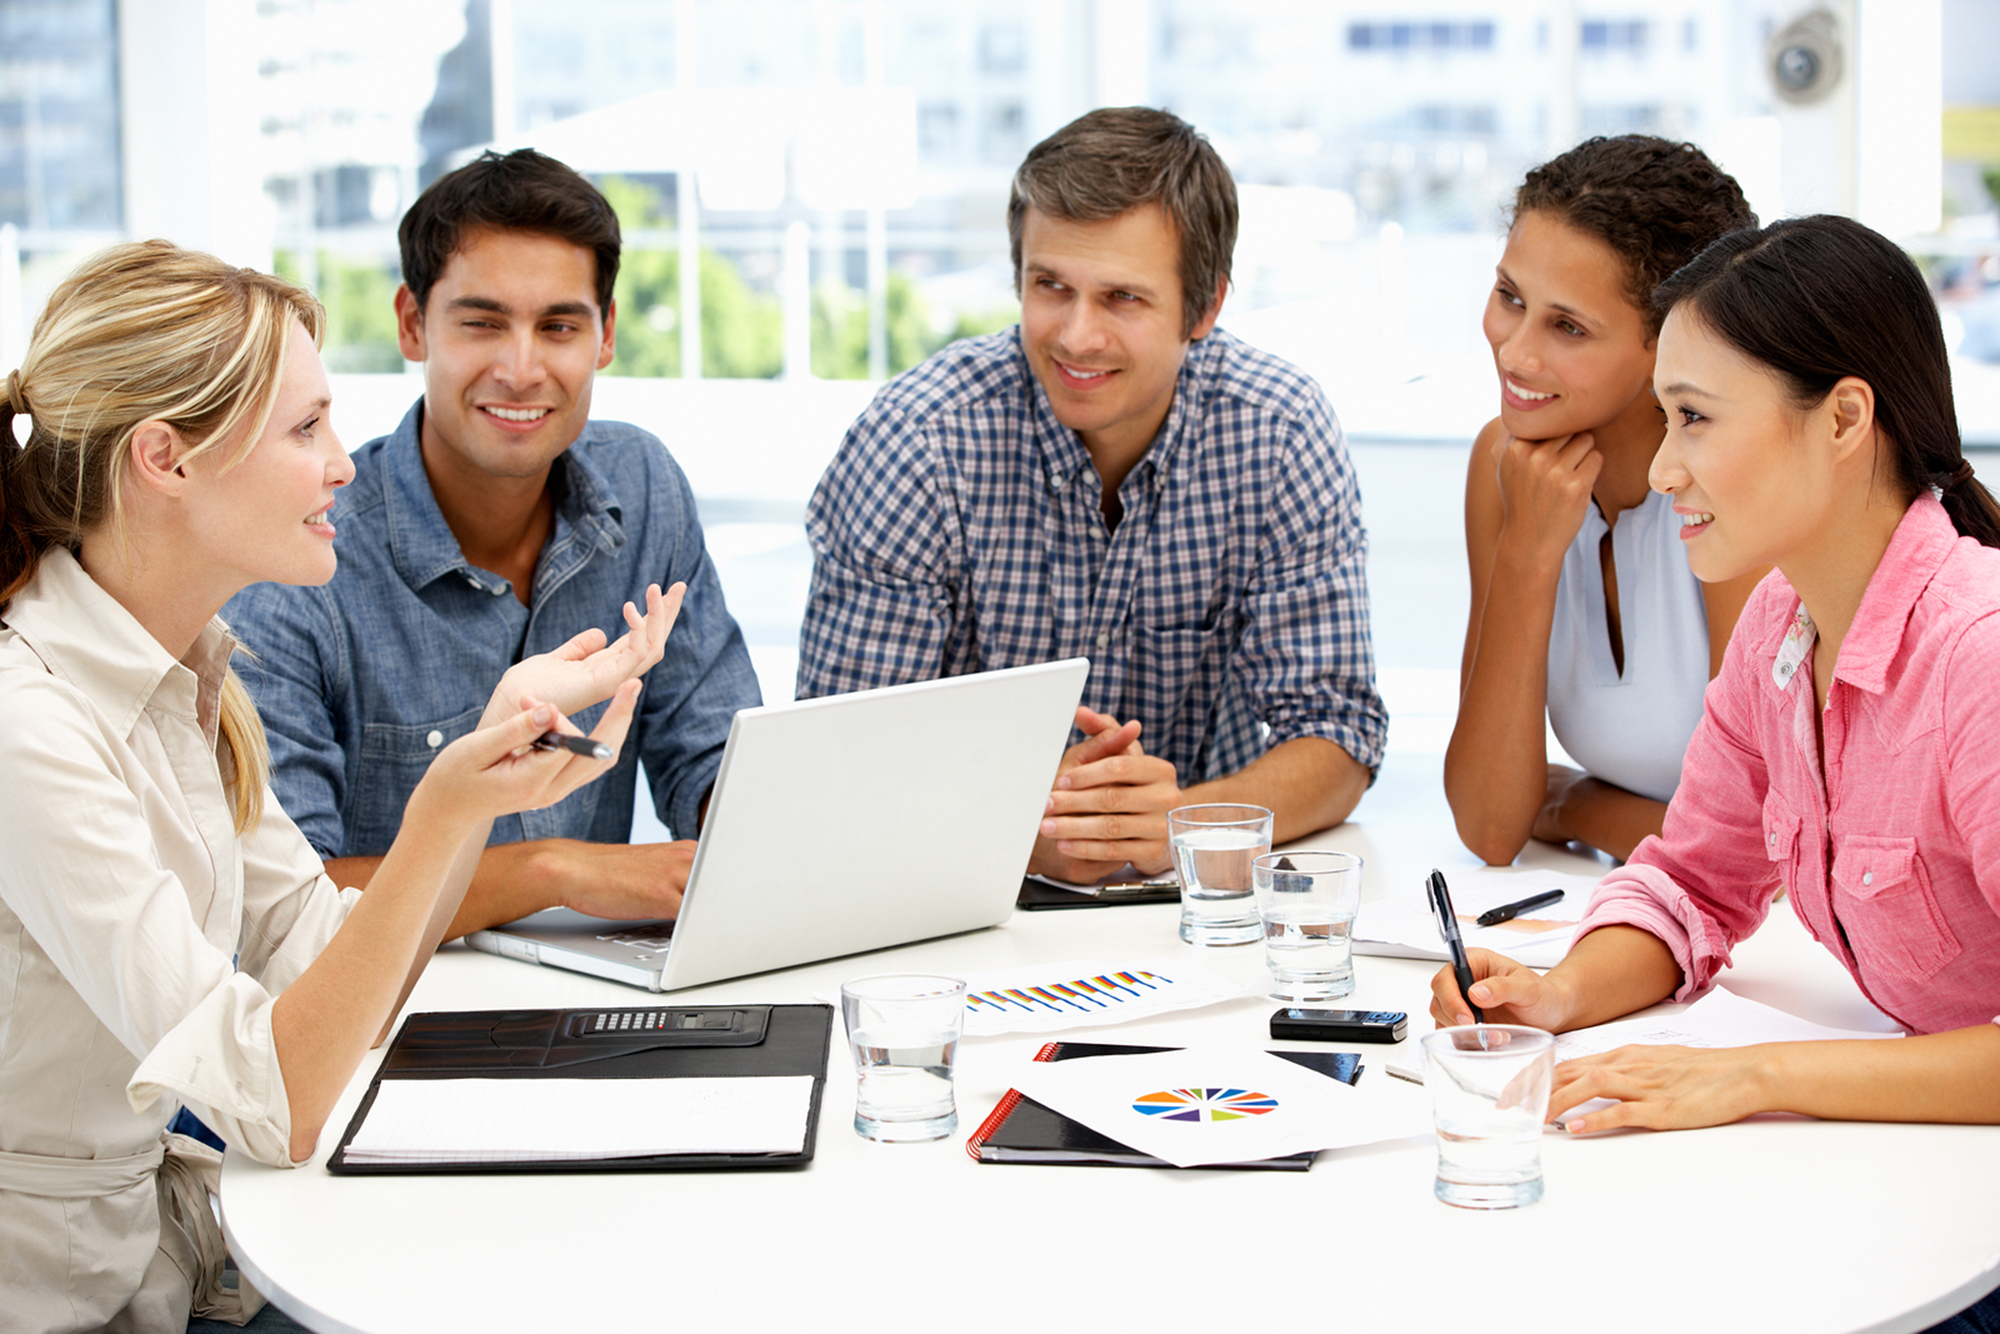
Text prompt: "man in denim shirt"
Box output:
[[226, 149, 758, 936]]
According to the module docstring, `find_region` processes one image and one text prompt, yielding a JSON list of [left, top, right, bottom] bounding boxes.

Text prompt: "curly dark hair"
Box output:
[[1514, 135, 1755, 335]]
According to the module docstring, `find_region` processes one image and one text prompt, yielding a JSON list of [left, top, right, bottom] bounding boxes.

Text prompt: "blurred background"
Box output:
[[2, 0, 1993, 824]]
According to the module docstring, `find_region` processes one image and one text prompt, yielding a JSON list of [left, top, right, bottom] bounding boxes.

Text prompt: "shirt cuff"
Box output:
[[126, 972, 297, 1169], [1267, 718, 1386, 778], [1574, 863, 1735, 1003]]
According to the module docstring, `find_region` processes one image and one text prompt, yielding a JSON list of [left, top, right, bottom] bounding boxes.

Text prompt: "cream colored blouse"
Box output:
[[0, 549, 356, 1333]]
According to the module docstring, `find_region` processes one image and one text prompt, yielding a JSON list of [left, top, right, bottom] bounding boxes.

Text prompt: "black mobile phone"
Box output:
[[1269, 1008, 1409, 1044]]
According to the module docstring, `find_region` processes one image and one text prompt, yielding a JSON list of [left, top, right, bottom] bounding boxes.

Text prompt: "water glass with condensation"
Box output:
[[840, 974, 966, 1143], [1168, 804, 1274, 946], [1252, 850, 1362, 1001], [1421, 1025, 1555, 1209]]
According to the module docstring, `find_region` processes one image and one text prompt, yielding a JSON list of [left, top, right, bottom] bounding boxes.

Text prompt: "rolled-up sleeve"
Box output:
[[1234, 409, 1387, 773], [798, 407, 964, 699]]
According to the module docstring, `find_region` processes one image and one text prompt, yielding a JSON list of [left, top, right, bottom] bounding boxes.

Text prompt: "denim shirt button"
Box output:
[[426, 730, 444, 749], [1862, 870, 1874, 886]]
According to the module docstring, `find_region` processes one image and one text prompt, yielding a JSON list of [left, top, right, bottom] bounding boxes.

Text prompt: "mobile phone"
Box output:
[[1269, 1008, 1409, 1044]]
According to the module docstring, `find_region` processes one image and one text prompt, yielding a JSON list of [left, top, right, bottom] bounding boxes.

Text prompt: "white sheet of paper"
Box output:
[[1553, 985, 1903, 1060], [1353, 871, 1601, 965], [1006, 1045, 1430, 1168], [955, 957, 1244, 1036], [1385, 985, 1903, 1085], [341, 1075, 815, 1164]]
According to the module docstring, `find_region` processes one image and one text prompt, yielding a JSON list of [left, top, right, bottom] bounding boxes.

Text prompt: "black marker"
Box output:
[[531, 731, 613, 761], [1427, 869, 1485, 1023], [1475, 888, 1565, 927]]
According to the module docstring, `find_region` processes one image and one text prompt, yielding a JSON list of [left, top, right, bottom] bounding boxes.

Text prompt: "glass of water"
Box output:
[[1168, 804, 1273, 946], [1251, 850, 1361, 1000], [839, 974, 966, 1143], [1421, 1025, 1556, 1209]]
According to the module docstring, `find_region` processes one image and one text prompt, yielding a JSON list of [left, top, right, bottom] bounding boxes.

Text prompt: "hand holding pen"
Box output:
[[531, 731, 614, 761], [1426, 870, 1484, 1023], [1424, 879, 1580, 1030]]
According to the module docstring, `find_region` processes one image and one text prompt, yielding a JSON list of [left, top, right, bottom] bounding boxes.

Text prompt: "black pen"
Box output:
[[1427, 869, 1485, 1023], [531, 731, 613, 761], [1476, 888, 1565, 927]]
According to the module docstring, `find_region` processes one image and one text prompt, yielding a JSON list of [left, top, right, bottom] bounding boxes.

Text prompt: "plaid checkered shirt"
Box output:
[[797, 326, 1387, 785]]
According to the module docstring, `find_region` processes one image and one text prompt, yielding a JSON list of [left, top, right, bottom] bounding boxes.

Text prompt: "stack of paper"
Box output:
[[1355, 871, 1596, 967], [1006, 1044, 1430, 1168], [340, 1075, 815, 1165]]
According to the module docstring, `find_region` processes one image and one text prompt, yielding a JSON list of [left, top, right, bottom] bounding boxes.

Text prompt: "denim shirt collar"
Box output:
[[1028, 327, 1211, 501], [378, 399, 629, 598]]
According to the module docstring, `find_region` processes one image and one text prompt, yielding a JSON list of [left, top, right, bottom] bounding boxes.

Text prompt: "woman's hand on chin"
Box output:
[[1494, 429, 1602, 568]]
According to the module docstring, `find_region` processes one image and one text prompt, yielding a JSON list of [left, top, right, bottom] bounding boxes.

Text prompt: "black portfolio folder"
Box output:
[[1015, 875, 1181, 910], [326, 1003, 832, 1174]]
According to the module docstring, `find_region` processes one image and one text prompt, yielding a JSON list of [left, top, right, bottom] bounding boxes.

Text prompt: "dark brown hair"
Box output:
[[1515, 135, 1755, 336], [1653, 214, 2000, 548], [1008, 107, 1237, 338], [399, 148, 622, 313]]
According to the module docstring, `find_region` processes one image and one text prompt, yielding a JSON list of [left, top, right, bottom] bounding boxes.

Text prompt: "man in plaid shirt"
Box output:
[[799, 108, 1387, 883]]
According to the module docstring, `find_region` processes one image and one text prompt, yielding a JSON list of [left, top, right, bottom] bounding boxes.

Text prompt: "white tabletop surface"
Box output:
[[220, 823, 2000, 1334]]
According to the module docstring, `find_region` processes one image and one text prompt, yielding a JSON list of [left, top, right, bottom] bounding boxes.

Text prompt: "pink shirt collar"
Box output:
[[1772, 493, 1958, 698]]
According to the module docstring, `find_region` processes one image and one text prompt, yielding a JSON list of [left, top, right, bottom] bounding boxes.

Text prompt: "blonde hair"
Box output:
[[0, 240, 327, 833]]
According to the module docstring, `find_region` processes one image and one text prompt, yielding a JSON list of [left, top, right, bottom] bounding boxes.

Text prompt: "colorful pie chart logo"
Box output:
[[1132, 1087, 1278, 1122]]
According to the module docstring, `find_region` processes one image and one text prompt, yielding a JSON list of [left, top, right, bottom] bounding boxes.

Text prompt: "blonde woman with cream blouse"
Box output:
[[0, 241, 680, 1332]]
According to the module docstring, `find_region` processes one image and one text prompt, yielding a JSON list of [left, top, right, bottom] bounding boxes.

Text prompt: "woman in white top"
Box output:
[[0, 242, 679, 1333], [1445, 136, 1767, 864]]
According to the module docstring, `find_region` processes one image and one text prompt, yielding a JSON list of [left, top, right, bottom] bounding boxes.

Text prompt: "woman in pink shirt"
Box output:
[[1431, 214, 2000, 1147]]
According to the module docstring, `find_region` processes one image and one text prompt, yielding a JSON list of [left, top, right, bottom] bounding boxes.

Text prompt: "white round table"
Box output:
[[220, 823, 2000, 1334]]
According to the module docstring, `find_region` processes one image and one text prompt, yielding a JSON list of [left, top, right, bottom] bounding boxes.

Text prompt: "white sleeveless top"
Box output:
[[1545, 488, 1711, 805]]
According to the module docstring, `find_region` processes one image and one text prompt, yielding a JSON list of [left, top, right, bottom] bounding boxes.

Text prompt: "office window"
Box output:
[[1580, 19, 1649, 53], [0, 0, 121, 231], [979, 22, 1025, 74], [1409, 105, 1499, 136], [1347, 20, 1495, 53], [1581, 103, 1677, 137], [918, 101, 960, 159], [981, 99, 1025, 165]]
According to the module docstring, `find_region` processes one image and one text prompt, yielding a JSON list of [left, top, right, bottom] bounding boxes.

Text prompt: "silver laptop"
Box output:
[[464, 658, 1089, 991]]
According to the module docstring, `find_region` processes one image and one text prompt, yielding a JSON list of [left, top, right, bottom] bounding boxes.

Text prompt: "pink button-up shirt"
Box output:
[[1578, 494, 2000, 1035]]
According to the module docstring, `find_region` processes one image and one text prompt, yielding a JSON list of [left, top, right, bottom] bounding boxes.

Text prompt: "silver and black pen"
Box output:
[[530, 731, 613, 761]]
